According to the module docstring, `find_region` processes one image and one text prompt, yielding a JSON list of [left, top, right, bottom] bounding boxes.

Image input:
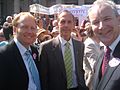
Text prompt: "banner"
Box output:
[[64, 5, 91, 26], [29, 4, 50, 14], [29, 4, 120, 25]]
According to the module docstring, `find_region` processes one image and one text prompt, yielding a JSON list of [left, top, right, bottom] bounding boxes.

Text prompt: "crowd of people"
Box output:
[[0, 0, 120, 90]]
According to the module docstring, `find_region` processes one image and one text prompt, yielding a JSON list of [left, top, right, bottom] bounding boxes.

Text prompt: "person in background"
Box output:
[[0, 12, 41, 90], [3, 23, 13, 41], [52, 19, 58, 27], [2, 15, 13, 29], [79, 19, 89, 42], [35, 29, 52, 47], [36, 16, 44, 30], [71, 26, 83, 42], [51, 26, 59, 38], [44, 15, 50, 31], [88, 0, 120, 90], [0, 28, 7, 46], [0, 29, 6, 42], [6, 16, 13, 23], [83, 20, 104, 90], [51, 19, 59, 38], [39, 10, 88, 90], [0, 23, 13, 46]]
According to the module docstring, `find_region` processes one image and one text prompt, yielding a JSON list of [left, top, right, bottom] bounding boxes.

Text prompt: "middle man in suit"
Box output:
[[39, 10, 88, 90]]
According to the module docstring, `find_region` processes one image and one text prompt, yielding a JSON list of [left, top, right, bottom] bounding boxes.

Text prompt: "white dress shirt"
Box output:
[[109, 35, 120, 57], [58, 35, 78, 88], [14, 38, 37, 90]]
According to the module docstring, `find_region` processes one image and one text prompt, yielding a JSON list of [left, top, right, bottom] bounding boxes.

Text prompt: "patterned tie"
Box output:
[[64, 42, 73, 89], [102, 46, 111, 76], [25, 50, 41, 90]]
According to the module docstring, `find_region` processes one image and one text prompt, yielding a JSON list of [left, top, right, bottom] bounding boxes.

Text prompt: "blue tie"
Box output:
[[25, 50, 41, 90]]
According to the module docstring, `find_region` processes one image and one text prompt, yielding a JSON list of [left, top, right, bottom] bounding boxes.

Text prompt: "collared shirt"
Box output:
[[109, 35, 120, 57], [14, 38, 37, 90], [58, 35, 78, 88]]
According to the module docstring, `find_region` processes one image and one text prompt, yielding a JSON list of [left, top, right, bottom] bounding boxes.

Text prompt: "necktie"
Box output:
[[64, 42, 73, 89], [25, 50, 41, 90], [102, 46, 111, 76]]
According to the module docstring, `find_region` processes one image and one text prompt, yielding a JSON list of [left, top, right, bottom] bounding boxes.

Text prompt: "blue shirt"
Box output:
[[14, 38, 37, 90]]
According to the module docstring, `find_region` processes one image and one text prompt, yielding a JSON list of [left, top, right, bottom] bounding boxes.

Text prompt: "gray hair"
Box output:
[[88, 0, 119, 17]]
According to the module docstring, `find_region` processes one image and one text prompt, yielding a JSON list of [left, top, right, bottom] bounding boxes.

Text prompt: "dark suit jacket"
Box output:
[[93, 41, 120, 90], [0, 40, 39, 90], [39, 36, 88, 90]]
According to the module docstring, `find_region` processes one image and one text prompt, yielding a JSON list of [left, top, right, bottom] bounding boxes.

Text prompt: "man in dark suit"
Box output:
[[88, 0, 120, 90], [39, 10, 88, 90], [0, 12, 41, 90]]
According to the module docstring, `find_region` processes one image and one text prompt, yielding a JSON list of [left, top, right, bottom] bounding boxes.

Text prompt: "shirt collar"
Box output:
[[58, 35, 72, 46], [14, 37, 31, 56], [109, 35, 120, 53]]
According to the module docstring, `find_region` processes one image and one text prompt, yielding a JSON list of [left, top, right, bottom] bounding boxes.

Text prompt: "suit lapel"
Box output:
[[10, 41, 28, 81], [72, 39, 79, 68], [52, 37, 66, 80], [72, 39, 80, 77], [93, 52, 104, 90], [98, 64, 120, 89], [97, 41, 120, 89], [30, 46, 38, 63], [72, 39, 85, 87], [113, 41, 120, 58]]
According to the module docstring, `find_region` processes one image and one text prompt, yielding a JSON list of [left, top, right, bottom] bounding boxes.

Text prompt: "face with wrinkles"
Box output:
[[89, 5, 120, 46]]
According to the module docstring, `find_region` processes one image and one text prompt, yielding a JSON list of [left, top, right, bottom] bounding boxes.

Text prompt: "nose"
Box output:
[[98, 21, 103, 30], [64, 22, 69, 27], [27, 28, 33, 33]]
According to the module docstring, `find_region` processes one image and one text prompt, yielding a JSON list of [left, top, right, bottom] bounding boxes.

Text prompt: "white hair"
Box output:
[[88, 0, 119, 17]]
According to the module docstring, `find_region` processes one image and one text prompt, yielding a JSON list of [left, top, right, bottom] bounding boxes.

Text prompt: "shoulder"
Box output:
[[72, 38, 84, 47], [0, 41, 16, 61], [84, 37, 95, 45], [113, 41, 120, 58], [40, 37, 59, 48], [0, 40, 18, 55], [41, 38, 53, 46], [0, 42, 12, 54]]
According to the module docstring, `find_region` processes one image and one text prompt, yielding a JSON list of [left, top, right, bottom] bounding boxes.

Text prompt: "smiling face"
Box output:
[[58, 11, 75, 41], [13, 13, 37, 48], [89, 4, 120, 46]]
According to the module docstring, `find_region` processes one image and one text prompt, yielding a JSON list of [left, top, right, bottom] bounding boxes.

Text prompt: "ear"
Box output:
[[13, 26, 17, 35]]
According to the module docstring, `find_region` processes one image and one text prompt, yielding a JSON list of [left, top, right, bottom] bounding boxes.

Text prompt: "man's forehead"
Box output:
[[90, 4, 113, 14], [59, 12, 72, 18], [89, 4, 114, 18]]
